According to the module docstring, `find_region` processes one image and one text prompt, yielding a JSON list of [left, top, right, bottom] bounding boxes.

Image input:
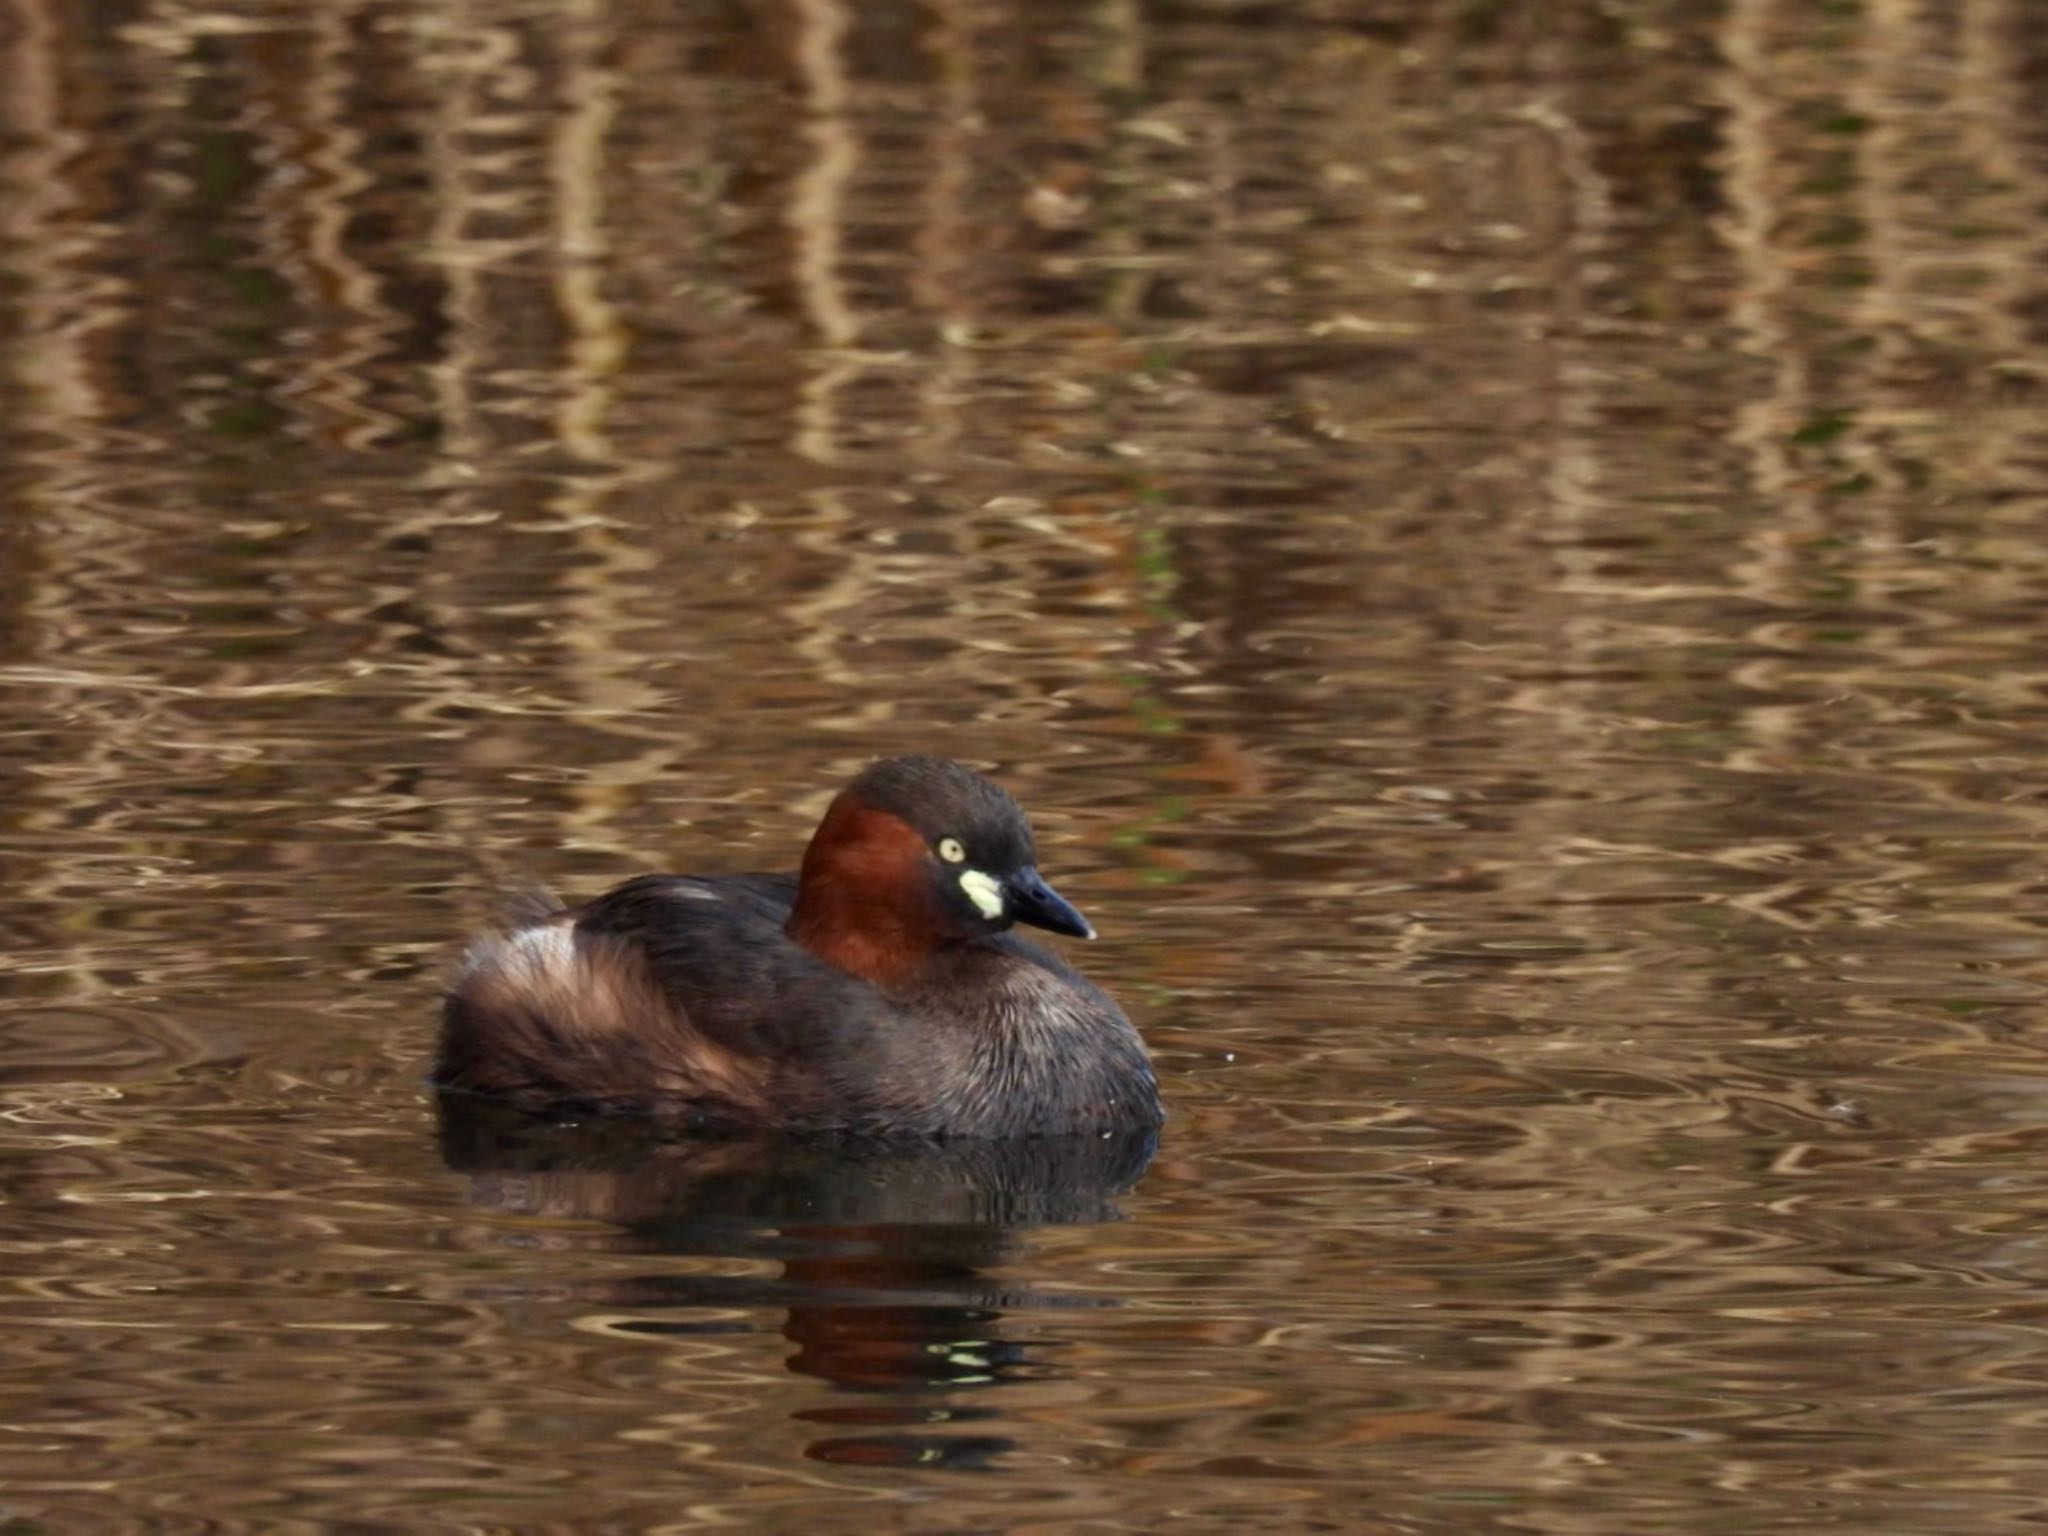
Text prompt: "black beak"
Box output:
[[1005, 867, 1096, 940]]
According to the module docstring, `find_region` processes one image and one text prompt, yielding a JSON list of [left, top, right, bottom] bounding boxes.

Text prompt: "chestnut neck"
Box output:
[[786, 795, 950, 989]]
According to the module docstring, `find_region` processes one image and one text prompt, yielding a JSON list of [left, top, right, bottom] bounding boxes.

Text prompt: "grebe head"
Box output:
[[789, 757, 1095, 985]]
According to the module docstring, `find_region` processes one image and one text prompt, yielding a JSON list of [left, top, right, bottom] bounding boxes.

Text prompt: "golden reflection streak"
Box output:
[[1962, 0, 2048, 373], [389, 2, 679, 868], [391, 9, 613, 871], [1444, 34, 1715, 1442], [1511, 88, 1617, 811], [544, 0, 683, 855], [1714, 0, 1840, 793], [289, 2, 406, 451], [0, 0, 147, 999], [1848, 4, 2048, 724], [1948, 0, 2047, 517], [549, 0, 628, 465], [779, 1, 903, 704], [1855, 0, 2037, 399], [1088, 0, 1146, 326], [788, 0, 861, 465], [908, 0, 978, 468], [1847, 0, 1968, 545], [782, 490, 905, 701], [396, 2, 539, 769], [1850, 0, 1920, 494], [419, 7, 521, 485], [1708, 0, 2048, 909], [239, 22, 317, 443], [1715, 0, 1808, 516], [0, 0, 101, 431]]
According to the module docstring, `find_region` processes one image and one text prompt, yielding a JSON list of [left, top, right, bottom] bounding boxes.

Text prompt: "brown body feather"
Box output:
[[440, 919, 774, 1115]]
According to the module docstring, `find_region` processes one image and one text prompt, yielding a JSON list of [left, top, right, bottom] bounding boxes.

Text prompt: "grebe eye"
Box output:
[[938, 837, 966, 864]]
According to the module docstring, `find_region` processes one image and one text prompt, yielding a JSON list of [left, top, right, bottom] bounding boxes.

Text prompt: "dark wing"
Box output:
[[570, 872, 896, 1062]]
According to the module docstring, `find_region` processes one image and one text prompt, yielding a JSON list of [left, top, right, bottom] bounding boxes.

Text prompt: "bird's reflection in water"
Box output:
[[438, 1095, 1158, 1469]]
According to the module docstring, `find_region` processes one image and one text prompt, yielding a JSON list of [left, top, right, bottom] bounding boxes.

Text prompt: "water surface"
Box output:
[[6, 1, 2048, 1530]]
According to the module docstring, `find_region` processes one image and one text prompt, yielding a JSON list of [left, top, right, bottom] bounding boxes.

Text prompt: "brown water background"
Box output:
[[7, 1, 2048, 1531]]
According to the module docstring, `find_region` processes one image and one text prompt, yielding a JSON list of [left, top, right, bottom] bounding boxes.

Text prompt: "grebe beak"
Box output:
[[1006, 867, 1096, 940]]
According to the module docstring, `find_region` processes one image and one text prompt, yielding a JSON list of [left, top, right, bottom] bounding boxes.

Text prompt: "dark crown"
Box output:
[[844, 756, 1035, 870]]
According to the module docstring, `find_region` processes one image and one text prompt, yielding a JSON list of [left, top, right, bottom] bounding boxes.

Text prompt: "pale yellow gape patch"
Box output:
[[958, 868, 1005, 920]]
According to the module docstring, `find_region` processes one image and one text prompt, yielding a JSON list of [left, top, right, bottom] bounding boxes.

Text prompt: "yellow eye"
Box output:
[[938, 837, 966, 864]]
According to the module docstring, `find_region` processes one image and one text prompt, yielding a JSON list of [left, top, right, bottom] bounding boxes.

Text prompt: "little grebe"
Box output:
[[435, 756, 1162, 1137]]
